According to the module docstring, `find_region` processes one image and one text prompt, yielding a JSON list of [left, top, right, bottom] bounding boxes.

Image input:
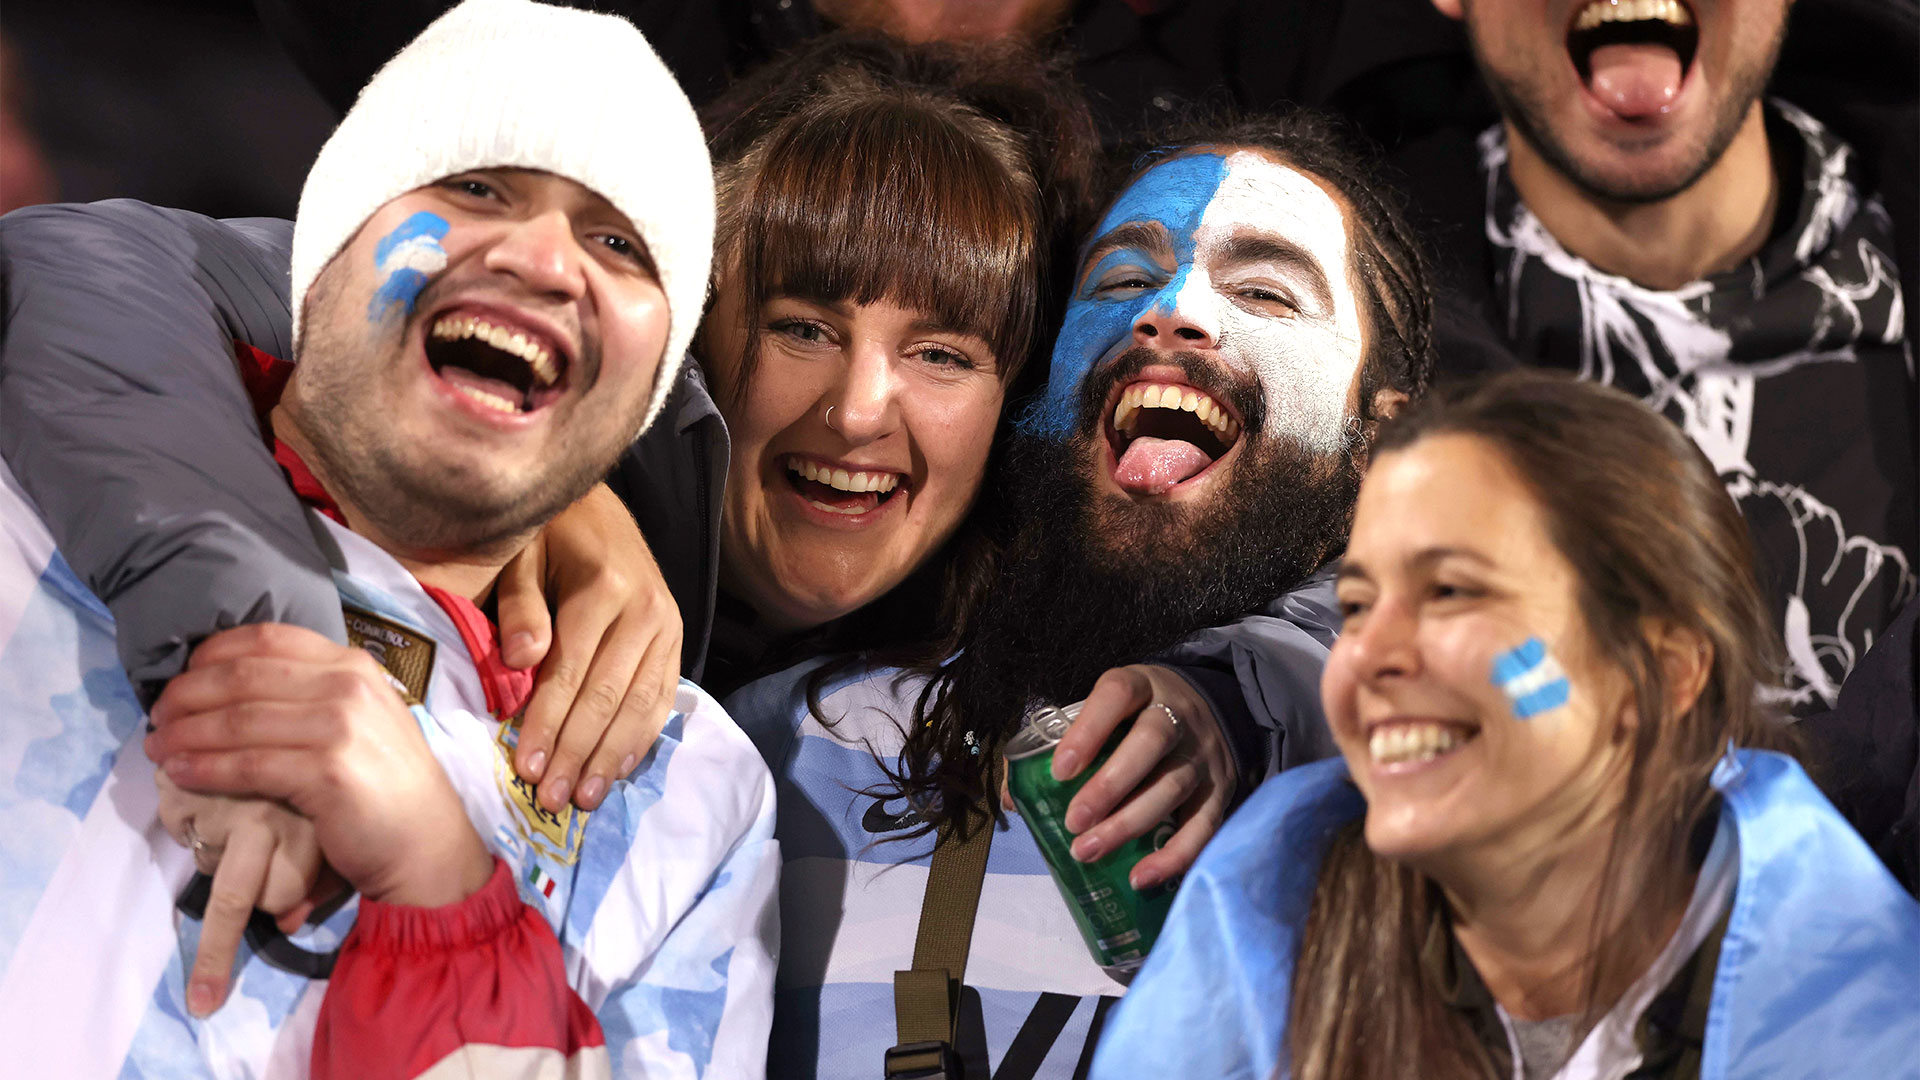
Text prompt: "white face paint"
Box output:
[[1039, 149, 1367, 453], [1184, 151, 1366, 451]]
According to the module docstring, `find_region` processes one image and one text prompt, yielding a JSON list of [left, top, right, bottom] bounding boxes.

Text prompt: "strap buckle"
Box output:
[[884, 1040, 963, 1078]]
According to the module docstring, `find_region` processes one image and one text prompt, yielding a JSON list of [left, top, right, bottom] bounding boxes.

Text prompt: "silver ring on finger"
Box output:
[[1157, 701, 1184, 741], [184, 820, 223, 867]]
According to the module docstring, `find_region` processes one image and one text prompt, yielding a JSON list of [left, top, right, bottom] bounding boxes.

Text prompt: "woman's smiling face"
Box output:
[[1322, 433, 1636, 870], [705, 278, 1006, 633]]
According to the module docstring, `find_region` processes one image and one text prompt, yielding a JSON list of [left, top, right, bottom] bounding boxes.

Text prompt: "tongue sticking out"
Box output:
[[1587, 42, 1683, 118], [1114, 436, 1213, 496]]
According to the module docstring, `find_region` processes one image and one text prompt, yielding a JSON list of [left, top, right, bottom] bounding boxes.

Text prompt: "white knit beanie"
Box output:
[[288, 0, 713, 435]]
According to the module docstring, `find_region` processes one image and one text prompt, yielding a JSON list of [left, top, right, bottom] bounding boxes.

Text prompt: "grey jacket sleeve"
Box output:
[[0, 199, 343, 704], [1155, 567, 1344, 793]]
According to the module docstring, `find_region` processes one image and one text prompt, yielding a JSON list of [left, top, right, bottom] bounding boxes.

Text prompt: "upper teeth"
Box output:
[[430, 315, 561, 387], [1367, 723, 1468, 766], [1573, 0, 1692, 32], [788, 459, 900, 494], [1113, 382, 1240, 442]]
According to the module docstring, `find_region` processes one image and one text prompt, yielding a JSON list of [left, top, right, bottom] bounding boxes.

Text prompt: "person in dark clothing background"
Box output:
[[249, 0, 1477, 145], [1360, 0, 1920, 891], [1383, 0, 1916, 720]]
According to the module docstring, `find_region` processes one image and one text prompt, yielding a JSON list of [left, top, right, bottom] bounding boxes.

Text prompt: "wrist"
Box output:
[[366, 825, 495, 908], [351, 857, 522, 953]]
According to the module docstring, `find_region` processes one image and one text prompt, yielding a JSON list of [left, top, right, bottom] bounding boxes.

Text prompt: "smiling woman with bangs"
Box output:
[[691, 42, 1079, 687]]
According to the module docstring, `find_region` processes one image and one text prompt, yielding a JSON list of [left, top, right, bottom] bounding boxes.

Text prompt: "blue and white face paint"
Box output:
[[367, 211, 450, 322], [1490, 636, 1572, 721], [1028, 149, 1366, 452]]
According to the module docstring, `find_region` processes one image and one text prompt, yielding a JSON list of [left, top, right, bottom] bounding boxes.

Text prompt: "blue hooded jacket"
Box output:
[[1092, 749, 1920, 1079]]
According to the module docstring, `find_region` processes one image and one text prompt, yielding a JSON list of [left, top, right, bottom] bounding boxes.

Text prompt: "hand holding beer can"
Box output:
[[1005, 701, 1178, 978]]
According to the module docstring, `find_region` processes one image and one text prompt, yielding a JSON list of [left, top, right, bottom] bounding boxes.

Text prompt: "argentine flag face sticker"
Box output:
[[1491, 637, 1570, 721], [368, 210, 451, 321]]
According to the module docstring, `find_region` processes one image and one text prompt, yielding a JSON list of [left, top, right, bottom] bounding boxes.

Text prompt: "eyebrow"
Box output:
[[769, 293, 985, 343], [1337, 545, 1496, 581], [1079, 221, 1174, 280], [1216, 232, 1335, 314]]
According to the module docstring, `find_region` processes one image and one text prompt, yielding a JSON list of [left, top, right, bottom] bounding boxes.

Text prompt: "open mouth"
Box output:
[[1367, 720, 1478, 770], [782, 456, 906, 517], [1567, 0, 1698, 118], [1106, 380, 1242, 496], [425, 312, 569, 416]]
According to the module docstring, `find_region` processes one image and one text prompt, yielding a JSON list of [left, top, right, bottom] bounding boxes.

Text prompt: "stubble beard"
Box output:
[[1473, 8, 1785, 205], [287, 262, 618, 557]]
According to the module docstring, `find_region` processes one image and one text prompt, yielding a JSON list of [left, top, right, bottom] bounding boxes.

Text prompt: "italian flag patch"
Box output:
[[527, 863, 557, 899]]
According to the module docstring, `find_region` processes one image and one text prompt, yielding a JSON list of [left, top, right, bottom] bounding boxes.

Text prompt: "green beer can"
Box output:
[[1005, 701, 1178, 976]]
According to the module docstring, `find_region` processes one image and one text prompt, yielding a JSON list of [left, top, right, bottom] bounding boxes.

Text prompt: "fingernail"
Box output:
[[1064, 806, 1089, 834], [505, 632, 537, 666], [547, 777, 572, 810], [525, 749, 547, 780], [577, 775, 606, 807], [1129, 867, 1153, 890], [187, 978, 217, 1018], [1071, 834, 1102, 862], [1051, 748, 1081, 781], [619, 752, 638, 777]]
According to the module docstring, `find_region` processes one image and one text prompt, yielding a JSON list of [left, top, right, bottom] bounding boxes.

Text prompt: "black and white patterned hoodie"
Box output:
[[1481, 100, 1916, 712]]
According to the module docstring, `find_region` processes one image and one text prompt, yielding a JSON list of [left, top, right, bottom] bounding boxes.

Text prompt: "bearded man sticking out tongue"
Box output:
[[903, 108, 1434, 941]]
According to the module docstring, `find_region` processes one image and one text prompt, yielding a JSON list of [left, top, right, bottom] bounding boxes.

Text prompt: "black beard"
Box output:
[[944, 380, 1362, 747]]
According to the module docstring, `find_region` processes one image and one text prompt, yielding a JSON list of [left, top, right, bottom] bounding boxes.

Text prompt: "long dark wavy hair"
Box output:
[[1287, 371, 1799, 1080], [689, 33, 1100, 693], [889, 109, 1441, 843]]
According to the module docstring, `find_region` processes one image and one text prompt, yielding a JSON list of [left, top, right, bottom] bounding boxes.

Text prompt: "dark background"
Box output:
[[3, 0, 334, 217], [0, 0, 1483, 220]]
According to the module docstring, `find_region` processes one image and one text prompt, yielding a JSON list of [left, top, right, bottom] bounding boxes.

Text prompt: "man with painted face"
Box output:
[[0, 2, 776, 1077], [1393, 0, 1917, 721], [724, 111, 1432, 1079], [926, 116, 1436, 809]]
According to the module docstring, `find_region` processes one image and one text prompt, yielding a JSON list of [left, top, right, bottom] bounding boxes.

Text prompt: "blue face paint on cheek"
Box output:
[[1021, 154, 1230, 438], [1490, 636, 1571, 720], [367, 211, 450, 322]]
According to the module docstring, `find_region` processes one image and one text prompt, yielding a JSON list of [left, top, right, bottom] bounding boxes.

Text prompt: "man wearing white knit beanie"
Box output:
[[0, 1, 777, 1077]]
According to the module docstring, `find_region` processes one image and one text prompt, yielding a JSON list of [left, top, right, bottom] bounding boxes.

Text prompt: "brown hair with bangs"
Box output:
[[701, 33, 1100, 404], [692, 33, 1099, 690]]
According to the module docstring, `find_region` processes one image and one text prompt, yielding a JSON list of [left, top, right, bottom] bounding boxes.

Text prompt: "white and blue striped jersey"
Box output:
[[727, 660, 1127, 1080], [0, 459, 780, 1078]]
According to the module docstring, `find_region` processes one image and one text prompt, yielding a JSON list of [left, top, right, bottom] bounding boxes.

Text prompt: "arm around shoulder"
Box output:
[[0, 201, 342, 700], [1155, 580, 1344, 784]]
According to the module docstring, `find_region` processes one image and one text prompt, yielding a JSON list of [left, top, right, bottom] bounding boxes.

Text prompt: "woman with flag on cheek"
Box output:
[[1093, 370, 1920, 1080]]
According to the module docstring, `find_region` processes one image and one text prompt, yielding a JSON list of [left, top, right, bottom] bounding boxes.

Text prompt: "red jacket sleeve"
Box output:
[[311, 858, 609, 1080]]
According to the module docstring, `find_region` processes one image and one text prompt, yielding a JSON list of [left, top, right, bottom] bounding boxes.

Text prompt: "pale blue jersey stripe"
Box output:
[[778, 731, 1053, 874]]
